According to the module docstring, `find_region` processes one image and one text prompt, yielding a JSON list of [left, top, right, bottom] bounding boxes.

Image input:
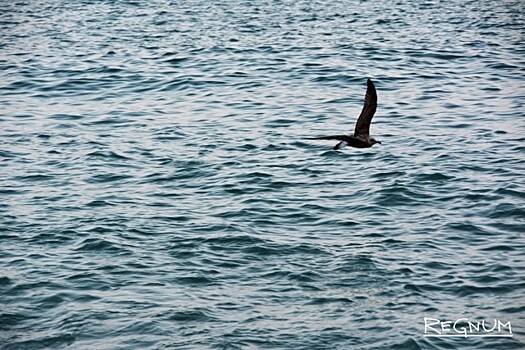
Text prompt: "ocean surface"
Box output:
[[1, 0, 524, 349]]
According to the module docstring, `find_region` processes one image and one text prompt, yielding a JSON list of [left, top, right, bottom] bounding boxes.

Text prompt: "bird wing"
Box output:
[[353, 78, 377, 138], [305, 135, 351, 141]]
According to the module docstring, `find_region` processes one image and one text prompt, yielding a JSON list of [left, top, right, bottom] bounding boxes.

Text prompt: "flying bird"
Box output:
[[306, 78, 381, 150]]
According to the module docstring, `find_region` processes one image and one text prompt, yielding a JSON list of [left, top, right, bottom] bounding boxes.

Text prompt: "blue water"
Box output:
[[1, 0, 524, 349]]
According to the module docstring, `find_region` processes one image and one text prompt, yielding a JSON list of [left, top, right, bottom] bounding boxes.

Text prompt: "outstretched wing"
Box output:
[[353, 78, 377, 138], [305, 135, 351, 142]]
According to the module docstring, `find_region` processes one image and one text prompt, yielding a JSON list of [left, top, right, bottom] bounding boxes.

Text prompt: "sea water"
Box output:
[[1, 1, 524, 349]]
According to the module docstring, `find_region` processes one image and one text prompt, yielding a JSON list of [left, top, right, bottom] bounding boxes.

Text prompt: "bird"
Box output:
[[306, 78, 381, 150]]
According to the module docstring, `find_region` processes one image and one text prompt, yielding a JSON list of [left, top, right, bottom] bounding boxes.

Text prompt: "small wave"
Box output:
[[162, 308, 217, 322], [85, 173, 133, 184], [74, 237, 132, 254]]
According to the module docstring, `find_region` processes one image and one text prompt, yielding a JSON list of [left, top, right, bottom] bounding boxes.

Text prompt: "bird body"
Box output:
[[306, 78, 381, 150], [306, 135, 374, 149]]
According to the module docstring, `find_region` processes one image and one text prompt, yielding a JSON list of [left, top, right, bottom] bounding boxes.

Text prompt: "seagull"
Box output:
[[306, 78, 381, 150]]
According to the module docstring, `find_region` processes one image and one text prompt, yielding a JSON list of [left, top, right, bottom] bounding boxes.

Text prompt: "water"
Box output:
[[1, 0, 524, 349]]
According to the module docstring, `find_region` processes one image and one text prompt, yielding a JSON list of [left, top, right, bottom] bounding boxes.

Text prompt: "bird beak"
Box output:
[[377, 141, 382, 144]]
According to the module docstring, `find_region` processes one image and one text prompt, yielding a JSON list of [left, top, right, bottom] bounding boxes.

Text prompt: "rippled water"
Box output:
[[1, 0, 524, 349]]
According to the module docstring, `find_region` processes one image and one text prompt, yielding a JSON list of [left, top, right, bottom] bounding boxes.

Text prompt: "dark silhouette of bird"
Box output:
[[306, 78, 381, 150]]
